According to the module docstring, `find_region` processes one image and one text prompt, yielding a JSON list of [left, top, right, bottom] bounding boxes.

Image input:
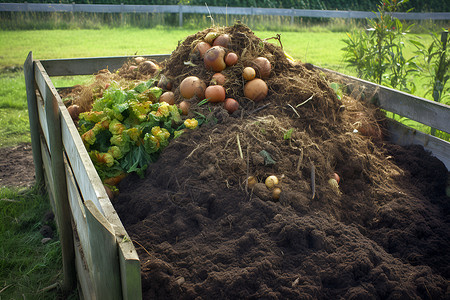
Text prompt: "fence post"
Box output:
[[178, 4, 183, 27], [121, 3, 124, 26], [43, 64, 76, 292], [291, 7, 294, 25], [23, 52, 44, 188]]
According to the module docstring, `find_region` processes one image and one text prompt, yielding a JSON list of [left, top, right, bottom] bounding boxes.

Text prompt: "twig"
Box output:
[[287, 104, 300, 118], [205, 3, 214, 26], [263, 34, 283, 49], [248, 103, 270, 115], [0, 284, 12, 294], [0, 198, 19, 203], [296, 94, 314, 107], [296, 148, 303, 173], [186, 143, 201, 160], [236, 133, 243, 159], [311, 162, 316, 200], [38, 282, 59, 293], [132, 239, 153, 257]]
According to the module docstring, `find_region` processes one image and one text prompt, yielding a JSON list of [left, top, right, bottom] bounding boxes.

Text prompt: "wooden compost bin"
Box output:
[[24, 52, 450, 299]]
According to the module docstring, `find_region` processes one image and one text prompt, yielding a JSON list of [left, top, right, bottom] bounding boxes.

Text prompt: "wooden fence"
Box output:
[[24, 52, 450, 299], [2, 3, 450, 26]]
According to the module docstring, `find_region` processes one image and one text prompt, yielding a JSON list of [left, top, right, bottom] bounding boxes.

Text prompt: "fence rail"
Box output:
[[1, 3, 449, 26]]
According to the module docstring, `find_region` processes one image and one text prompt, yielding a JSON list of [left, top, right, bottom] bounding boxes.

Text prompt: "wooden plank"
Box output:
[[36, 60, 76, 292], [61, 104, 106, 215], [40, 137, 55, 210], [65, 157, 92, 272], [74, 234, 95, 300], [386, 118, 450, 171], [118, 241, 142, 300], [84, 200, 122, 299], [36, 92, 50, 150], [41, 54, 170, 77], [319, 67, 450, 134], [24, 52, 44, 187]]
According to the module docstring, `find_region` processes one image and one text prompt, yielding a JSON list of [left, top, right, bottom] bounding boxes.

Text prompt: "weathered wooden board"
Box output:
[[320, 67, 450, 134], [41, 54, 170, 76], [24, 52, 44, 186], [40, 137, 55, 209], [118, 241, 142, 300], [74, 234, 95, 300], [65, 156, 92, 272], [60, 97, 106, 215], [85, 200, 122, 299], [386, 119, 450, 171]]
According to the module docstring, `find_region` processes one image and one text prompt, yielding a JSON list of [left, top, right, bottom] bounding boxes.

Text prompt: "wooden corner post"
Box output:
[[24, 51, 44, 188], [40, 60, 76, 292]]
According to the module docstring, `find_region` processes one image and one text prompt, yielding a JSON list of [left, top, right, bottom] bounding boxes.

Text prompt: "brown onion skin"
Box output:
[[213, 34, 231, 48], [243, 67, 256, 81], [224, 98, 239, 113], [251, 57, 271, 79], [195, 41, 211, 57], [179, 101, 190, 115], [244, 79, 268, 102], [179, 76, 206, 99], [67, 104, 81, 121], [204, 46, 226, 72], [225, 52, 238, 66], [205, 85, 226, 103], [138, 60, 159, 75], [211, 73, 226, 85], [159, 92, 175, 105]]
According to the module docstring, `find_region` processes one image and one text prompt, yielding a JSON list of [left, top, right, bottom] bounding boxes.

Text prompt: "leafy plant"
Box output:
[[342, 0, 416, 92], [78, 80, 185, 182], [411, 30, 449, 104]]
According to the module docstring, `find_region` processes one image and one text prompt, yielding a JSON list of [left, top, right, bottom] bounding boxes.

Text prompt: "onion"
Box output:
[[205, 85, 226, 103], [157, 74, 173, 91], [204, 46, 226, 72], [179, 76, 206, 99], [138, 60, 159, 75], [104, 184, 114, 200], [134, 56, 145, 64], [179, 101, 190, 115], [211, 73, 226, 85], [251, 57, 271, 79], [333, 172, 340, 184], [204, 32, 219, 44], [224, 98, 239, 113], [128, 65, 138, 72], [195, 41, 211, 57], [244, 78, 268, 102], [213, 34, 231, 48], [243, 67, 256, 81], [272, 187, 282, 200], [67, 104, 81, 121], [159, 91, 175, 105], [247, 176, 257, 189], [225, 52, 238, 66], [265, 175, 279, 189]]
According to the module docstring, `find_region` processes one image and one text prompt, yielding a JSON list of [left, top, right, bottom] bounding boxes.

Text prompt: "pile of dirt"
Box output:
[[107, 24, 450, 299]]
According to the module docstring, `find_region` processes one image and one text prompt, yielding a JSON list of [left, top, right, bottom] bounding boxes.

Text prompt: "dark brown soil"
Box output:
[[109, 24, 450, 300], [0, 143, 35, 188]]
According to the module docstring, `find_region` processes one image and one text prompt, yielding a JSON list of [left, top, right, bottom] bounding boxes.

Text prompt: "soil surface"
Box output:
[[0, 143, 35, 188]]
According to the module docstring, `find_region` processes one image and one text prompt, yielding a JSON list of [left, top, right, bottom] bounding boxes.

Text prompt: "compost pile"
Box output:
[[70, 24, 449, 299]]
